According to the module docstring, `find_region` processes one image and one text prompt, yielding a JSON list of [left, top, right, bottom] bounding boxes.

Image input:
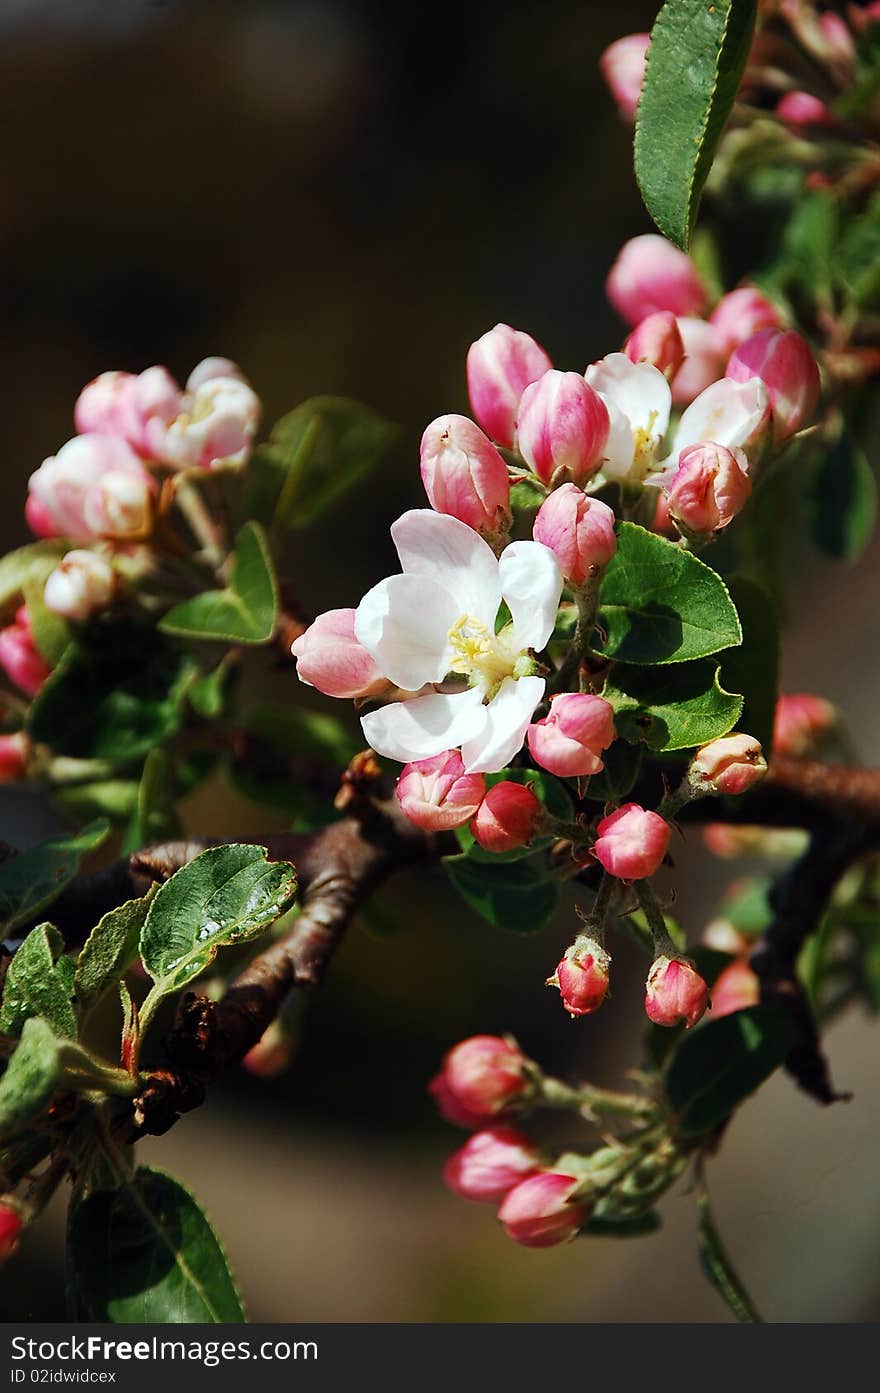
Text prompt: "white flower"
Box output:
[[354, 510, 563, 773], [585, 353, 672, 483], [661, 377, 771, 475]]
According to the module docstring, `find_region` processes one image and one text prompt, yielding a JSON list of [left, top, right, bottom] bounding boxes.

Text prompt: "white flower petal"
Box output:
[[597, 393, 637, 480], [361, 687, 486, 764], [461, 675, 546, 773], [587, 354, 671, 445], [355, 574, 459, 690], [498, 541, 563, 653], [670, 377, 770, 462], [391, 509, 501, 627]]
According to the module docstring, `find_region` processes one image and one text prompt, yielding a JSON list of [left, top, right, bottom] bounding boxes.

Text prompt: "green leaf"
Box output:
[[160, 522, 278, 644], [838, 190, 880, 310], [0, 1018, 61, 1137], [0, 819, 109, 934], [665, 1005, 798, 1136], [602, 660, 742, 751], [67, 1167, 245, 1322], [443, 854, 560, 934], [806, 432, 877, 564], [584, 740, 643, 803], [239, 702, 359, 764], [22, 577, 71, 666], [584, 1209, 663, 1238], [697, 1187, 763, 1322], [0, 541, 67, 612], [28, 627, 196, 761], [139, 844, 297, 999], [635, 0, 759, 248], [188, 658, 236, 719], [122, 749, 183, 856], [721, 876, 773, 937], [597, 524, 742, 665], [74, 892, 155, 1011], [245, 396, 400, 533], [719, 576, 779, 756], [54, 779, 140, 825], [0, 923, 76, 1039]]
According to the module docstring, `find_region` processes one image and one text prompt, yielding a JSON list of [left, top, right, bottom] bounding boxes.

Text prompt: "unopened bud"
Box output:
[[607, 235, 707, 327], [532, 484, 617, 585], [711, 960, 760, 1019], [549, 935, 611, 1018], [466, 323, 553, 448], [665, 442, 751, 535], [527, 692, 615, 779], [594, 803, 670, 880], [690, 733, 768, 796], [164, 374, 261, 470], [645, 956, 708, 1028], [498, 1172, 587, 1247], [773, 692, 838, 758], [0, 607, 51, 698], [516, 371, 609, 486], [471, 781, 542, 854], [0, 1203, 22, 1263], [726, 328, 821, 441], [671, 318, 726, 407], [429, 1035, 529, 1128], [44, 550, 115, 621], [420, 415, 511, 534], [624, 311, 685, 379], [709, 287, 783, 357], [443, 1126, 542, 1203], [396, 750, 486, 831], [776, 91, 834, 127], [600, 33, 649, 122], [292, 609, 386, 699]]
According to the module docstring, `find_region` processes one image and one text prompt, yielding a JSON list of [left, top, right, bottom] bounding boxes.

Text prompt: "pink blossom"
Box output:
[[711, 960, 760, 1019], [471, 781, 542, 854], [709, 287, 783, 357], [690, 733, 768, 796], [396, 750, 486, 832], [27, 435, 154, 542], [671, 318, 726, 407], [607, 235, 707, 327], [549, 935, 611, 1018], [291, 609, 387, 700], [600, 33, 650, 122], [645, 956, 709, 1028], [429, 1035, 528, 1128], [624, 311, 685, 379], [517, 371, 610, 485], [0, 607, 52, 697], [665, 442, 752, 535], [420, 415, 511, 534], [527, 692, 615, 779], [532, 484, 617, 585], [443, 1126, 542, 1203], [773, 692, 838, 757], [726, 328, 821, 440], [43, 550, 115, 622], [594, 803, 670, 880], [498, 1173, 586, 1247], [466, 323, 553, 448]]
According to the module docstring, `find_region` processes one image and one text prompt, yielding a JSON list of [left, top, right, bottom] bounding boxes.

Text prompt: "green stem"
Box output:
[[634, 880, 682, 960], [538, 1075, 657, 1122], [584, 870, 616, 939], [549, 574, 602, 695], [175, 477, 228, 577]]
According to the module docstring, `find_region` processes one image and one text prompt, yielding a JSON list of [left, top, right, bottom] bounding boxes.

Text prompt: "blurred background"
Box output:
[[1, 0, 879, 1322]]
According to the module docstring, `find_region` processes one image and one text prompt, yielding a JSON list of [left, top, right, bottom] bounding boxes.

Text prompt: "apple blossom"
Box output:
[[0, 733, 28, 783], [527, 692, 615, 778], [711, 960, 760, 1019], [498, 1172, 586, 1247], [27, 435, 154, 542], [353, 511, 563, 773], [671, 318, 726, 406], [549, 935, 611, 1018], [585, 353, 672, 483], [43, 549, 116, 622], [516, 370, 609, 485], [709, 287, 783, 357], [600, 33, 649, 122], [773, 692, 838, 757], [74, 366, 182, 459], [443, 1126, 542, 1203], [419, 415, 511, 534], [606, 235, 707, 326], [690, 734, 768, 796], [665, 442, 752, 535], [624, 311, 685, 379], [777, 91, 833, 127], [466, 323, 553, 448], [702, 918, 750, 957], [594, 803, 670, 880], [471, 781, 542, 853], [645, 956, 709, 1028], [662, 377, 772, 475], [726, 328, 820, 440], [291, 609, 386, 700], [0, 607, 52, 698], [532, 485, 617, 585], [396, 750, 486, 832], [429, 1035, 528, 1128], [162, 370, 261, 470]]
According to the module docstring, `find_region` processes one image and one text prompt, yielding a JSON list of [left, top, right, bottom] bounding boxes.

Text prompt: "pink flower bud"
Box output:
[[690, 733, 768, 796], [711, 960, 760, 1020], [624, 311, 686, 379], [498, 1172, 586, 1248], [594, 803, 670, 880], [726, 328, 820, 441], [43, 549, 116, 622], [396, 750, 486, 831], [651, 491, 675, 536], [0, 1203, 23, 1263], [0, 733, 28, 783], [163, 374, 261, 470], [24, 494, 56, 539], [27, 435, 155, 542], [549, 935, 611, 1018], [665, 442, 752, 535], [818, 11, 855, 64], [600, 33, 650, 122], [292, 609, 386, 700], [186, 357, 248, 391], [773, 692, 838, 757], [777, 91, 834, 127], [429, 1035, 528, 1128], [607, 235, 707, 327], [74, 371, 140, 439], [420, 415, 511, 534], [466, 323, 553, 448], [242, 1020, 294, 1079], [527, 692, 615, 779], [532, 484, 617, 585], [0, 608, 51, 698], [471, 781, 542, 854], [709, 287, 784, 357], [443, 1125, 542, 1203], [645, 956, 709, 1028], [75, 367, 182, 459], [516, 371, 609, 485], [671, 318, 726, 407]]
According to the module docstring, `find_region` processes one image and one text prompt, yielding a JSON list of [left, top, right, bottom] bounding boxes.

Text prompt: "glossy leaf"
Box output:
[[0, 923, 76, 1039], [597, 524, 742, 665], [603, 660, 742, 751], [0, 819, 109, 934], [665, 1005, 798, 1136], [74, 892, 155, 1011], [719, 576, 779, 756], [0, 1018, 61, 1137], [443, 854, 560, 933], [67, 1167, 245, 1323], [635, 0, 759, 248], [160, 522, 278, 644]]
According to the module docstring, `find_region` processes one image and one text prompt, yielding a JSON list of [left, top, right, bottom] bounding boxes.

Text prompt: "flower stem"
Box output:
[[549, 573, 602, 694], [633, 879, 681, 960]]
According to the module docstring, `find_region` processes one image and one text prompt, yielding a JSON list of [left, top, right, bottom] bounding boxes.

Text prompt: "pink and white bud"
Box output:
[[671, 318, 726, 407], [594, 803, 670, 881], [292, 609, 386, 700], [27, 435, 155, 542], [396, 750, 486, 832], [671, 377, 773, 467], [690, 733, 768, 796], [43, 550, 115, 622], [186, 357, 249, 392], [600, 33, 650, 122], [163, 375, 261, 470], [0, 1204, 23, 1264], [527, 692, 615, 779], [711, 960, 760, 1020], [773, 692, 838, 757], [444, 1126, 542, 1203], [420, 415, 511, 534], [709, 287, 784, 356], [0, 733, 29, 783], [777, 91, 834, 127], [471, 781, 542, 854], [624, 311, 686, 379], [498, 1172, 586, 1248], [607, 235, 707, 327], [429, 1035, 528, 1128], [0, 608, 51, 698], [75, 367, 182, 460], [516, 371, 609, 485], [726, 328, 821, 441], [466, 323, 553, 448], [645, 956, 709, 1028], [665, 442, 752, 535], [532, 485, 617, 586], [549, 935, 611, 1018]]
